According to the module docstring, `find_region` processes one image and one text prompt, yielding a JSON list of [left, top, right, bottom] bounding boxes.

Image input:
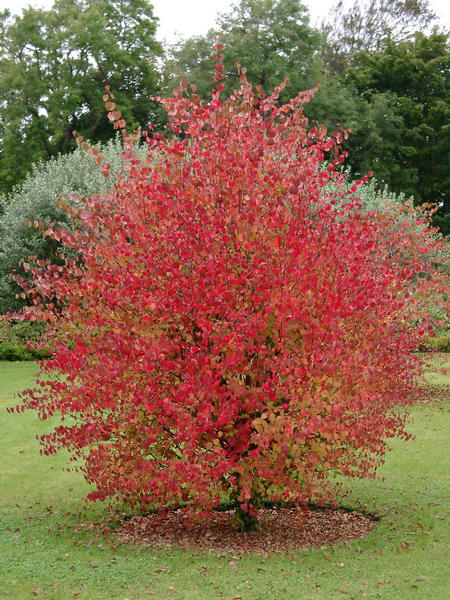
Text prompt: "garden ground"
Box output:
[[0, 356, 448, 600]]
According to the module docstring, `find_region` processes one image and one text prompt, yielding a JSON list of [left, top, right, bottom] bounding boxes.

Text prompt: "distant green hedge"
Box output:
[[0, 342, 47, 361], [419, 330, 450, 353], [0, 320, 49, 361]]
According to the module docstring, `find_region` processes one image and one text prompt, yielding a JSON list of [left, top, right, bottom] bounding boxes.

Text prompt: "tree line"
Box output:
[[0, 0, 449, 234]]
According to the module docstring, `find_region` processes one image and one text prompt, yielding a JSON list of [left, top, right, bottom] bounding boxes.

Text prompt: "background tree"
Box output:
[[0, 0, 162, 194], [162, 0, 322, 100], [342, 32, 450, 234], [319, 0, 448, 234], [321, 0, 438, 75]]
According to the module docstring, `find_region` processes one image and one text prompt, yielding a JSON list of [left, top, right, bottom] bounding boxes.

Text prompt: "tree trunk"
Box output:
[[234, 506, 259, 532]]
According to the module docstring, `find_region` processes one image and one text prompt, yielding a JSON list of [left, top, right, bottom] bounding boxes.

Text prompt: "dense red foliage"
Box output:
[[13, 51, 449, 521]]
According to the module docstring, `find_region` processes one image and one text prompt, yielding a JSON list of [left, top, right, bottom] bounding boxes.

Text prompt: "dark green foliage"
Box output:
[[341, 33, 450, 231], [319, 3, 448, 234], [321, 0, 437, 76], [433, 211, 450, 238], [0, 0, 162, 194], [0, 343, 40, 361]]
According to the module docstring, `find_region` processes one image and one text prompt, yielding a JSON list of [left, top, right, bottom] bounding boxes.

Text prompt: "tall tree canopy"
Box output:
[[321, 0, 438, 75], [162, 0, 322, 100], [319, 1, 449, 233], [342, 32, 450, 231], [0, 0, 162, 194]]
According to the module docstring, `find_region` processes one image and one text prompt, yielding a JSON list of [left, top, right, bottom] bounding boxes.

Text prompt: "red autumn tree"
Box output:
[[13, 49, 448, 530]]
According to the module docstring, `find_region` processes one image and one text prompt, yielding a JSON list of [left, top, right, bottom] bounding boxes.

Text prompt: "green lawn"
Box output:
[[0, 358, 448, 600]]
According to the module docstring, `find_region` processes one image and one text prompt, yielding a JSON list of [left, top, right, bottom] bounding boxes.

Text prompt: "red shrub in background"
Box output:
[[14, 49, 448, 529]]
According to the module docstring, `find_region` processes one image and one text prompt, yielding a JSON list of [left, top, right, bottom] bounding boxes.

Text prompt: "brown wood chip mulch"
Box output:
[[116, 506, 377, 555]]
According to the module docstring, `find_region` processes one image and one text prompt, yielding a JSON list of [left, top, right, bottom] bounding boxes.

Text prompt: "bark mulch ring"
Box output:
[[116, 506, 377, 556]]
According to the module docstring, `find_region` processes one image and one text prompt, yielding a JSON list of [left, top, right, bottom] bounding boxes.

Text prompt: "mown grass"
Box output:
[[0, 357, 448, 600]]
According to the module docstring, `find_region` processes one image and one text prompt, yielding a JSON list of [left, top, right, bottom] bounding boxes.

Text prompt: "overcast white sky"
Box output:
[[0, 0, 449, 43]]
